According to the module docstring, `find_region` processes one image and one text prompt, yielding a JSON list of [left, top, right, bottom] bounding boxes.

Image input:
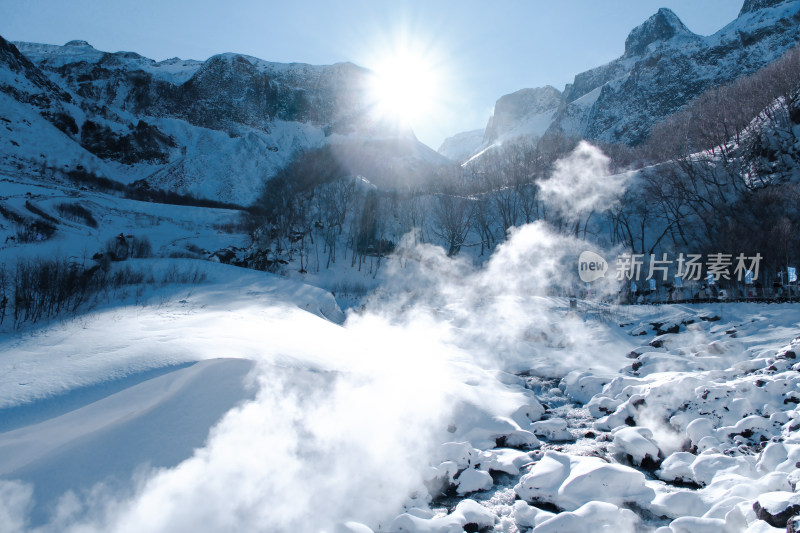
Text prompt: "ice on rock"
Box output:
[[429, 443, 497, 496], [769, 411, 790, 426], [763, 470, 794, 492], [728, 397, 757, 420], [612, 426, 661, 467], [695, 435, 723, 453], [723, 501, 756, 533], [593, 398, 640, 431], [557, 457, 654, 510], [514, 451, 654, 511], [722, 415, 772, 441], [388, 513, 459, 533], [702, 495, 750, 520], [451, 499, 495, 529], [532, 501, 639, 532]]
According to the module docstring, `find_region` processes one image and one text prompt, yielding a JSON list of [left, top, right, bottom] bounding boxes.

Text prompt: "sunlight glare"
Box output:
[[368, 43, 441, 128]]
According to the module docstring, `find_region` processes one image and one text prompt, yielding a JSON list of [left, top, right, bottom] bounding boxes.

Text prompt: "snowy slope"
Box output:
[[1, 222, 799, 532], [440, 86, 562, 164], [437, 129, 484, 163], [483, 86, 562, 145], [0, 37, 450, 205], [0, 167, 249, 264]]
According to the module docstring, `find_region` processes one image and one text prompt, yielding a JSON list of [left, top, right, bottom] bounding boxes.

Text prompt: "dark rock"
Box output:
[[624, 8, 696, 57], [740, 0, 788, 16], [753, 495, 800, 528]]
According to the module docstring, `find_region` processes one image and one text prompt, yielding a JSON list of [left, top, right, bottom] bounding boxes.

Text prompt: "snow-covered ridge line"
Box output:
[[11, 40, 362, 85], [0, 34, 450, 204], [441, 0, 800, 162]]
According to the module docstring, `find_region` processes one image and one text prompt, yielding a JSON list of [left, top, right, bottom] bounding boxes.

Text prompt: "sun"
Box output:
[[367, 44, 441, 128]]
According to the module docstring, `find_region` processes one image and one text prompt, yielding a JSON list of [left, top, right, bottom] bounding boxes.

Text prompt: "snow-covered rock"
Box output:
[[449, 402, 541, 450], [477, 448, 533, 476], [389, 499, 494, 533], [454, 468, 493, 495], [650, 490, 709, 519], [612, 426, 662, 467], [514, 450, 654, 511], [561, 371, 614, 404], [658, 452, 697, 484], [532, 501, 639, 532], [512, 500, 555, 529], [530, 418, 572, 441], [753, 491, 800, 528], [668, 516, 726, 533]]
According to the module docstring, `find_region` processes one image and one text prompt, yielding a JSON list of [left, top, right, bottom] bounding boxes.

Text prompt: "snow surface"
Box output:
[[1, 220, 799, 532]]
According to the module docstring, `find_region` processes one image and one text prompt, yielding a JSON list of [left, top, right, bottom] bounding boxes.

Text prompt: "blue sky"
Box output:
[[1, 0, 743, 149]]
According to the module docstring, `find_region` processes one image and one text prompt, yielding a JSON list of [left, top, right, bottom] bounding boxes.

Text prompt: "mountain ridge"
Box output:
[[0, 37, 449, 204], [440, 0, 800, 162]]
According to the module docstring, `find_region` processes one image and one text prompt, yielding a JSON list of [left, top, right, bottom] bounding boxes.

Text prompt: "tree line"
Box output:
[[606, 43, 800, 276], [245, 44, 800, 282]]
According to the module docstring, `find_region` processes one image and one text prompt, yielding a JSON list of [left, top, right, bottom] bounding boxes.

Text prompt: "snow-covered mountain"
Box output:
[[441, 0, 800, 162], [437, 129, 484, 163], [0, 37, 449, 204], [484, 86, 562, 146]]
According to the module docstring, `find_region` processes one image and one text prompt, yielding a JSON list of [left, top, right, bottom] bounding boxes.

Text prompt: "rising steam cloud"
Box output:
[[1, 150, 637, 532], [539, 141, 630, 218]]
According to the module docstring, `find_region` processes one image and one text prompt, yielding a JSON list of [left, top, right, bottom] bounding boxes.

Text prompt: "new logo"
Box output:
[[578, 251, 608, 283]]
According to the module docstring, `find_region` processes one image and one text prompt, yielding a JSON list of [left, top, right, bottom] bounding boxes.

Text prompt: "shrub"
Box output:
[[0, 256, 207, 329], [103, 234, 152, 261], [16, 220, 56, 243], [24, 201, 60, 225], [56, 202, 98, 228]]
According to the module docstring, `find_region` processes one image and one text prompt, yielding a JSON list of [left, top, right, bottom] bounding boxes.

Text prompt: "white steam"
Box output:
[[0, 480, 32, 533], [539, 141, 630, 218], [372, 222, 632, 375], [4, 200, 636, 530]]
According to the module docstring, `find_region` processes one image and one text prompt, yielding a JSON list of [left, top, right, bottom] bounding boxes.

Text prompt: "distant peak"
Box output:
[[496, 86, 562, 112], [739, 0, 790, 16], [64, 40, 93, 48], [624, 8, 695, 56]]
